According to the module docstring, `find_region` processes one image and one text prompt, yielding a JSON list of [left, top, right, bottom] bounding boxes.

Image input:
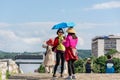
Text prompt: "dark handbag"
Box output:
[[44, 46, 48, 56], [52, 46, 57, 52]]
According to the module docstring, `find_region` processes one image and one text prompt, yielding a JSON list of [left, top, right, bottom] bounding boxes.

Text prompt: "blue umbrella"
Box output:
[[52, 22, 75, 29]]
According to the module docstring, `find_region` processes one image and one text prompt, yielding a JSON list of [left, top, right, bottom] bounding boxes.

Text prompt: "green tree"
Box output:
[[106, 49, 118, 56], [113, 58, 120, 73], [74, 59, 85, 73], [93, 56, 107, 73]]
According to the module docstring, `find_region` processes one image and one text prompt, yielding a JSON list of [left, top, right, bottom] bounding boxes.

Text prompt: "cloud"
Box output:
[[78, 36, 84, 46], [0, 30, 41, 44], [76, 23, 99, 29], [0, 30, 42, 52], [23, 38, 41, 45], [0, 21, 119, 52], [0, 30, 18, 40], [85, 1, 120, 10], [0, 23, 12, 27], [18, 22, 56, 28], [76, 22, 120, 30], [2, 22, 119, 31], [116, 33, 120, 36]]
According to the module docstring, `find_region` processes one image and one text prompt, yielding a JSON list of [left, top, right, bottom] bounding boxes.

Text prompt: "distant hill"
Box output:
[[0, 49, 91, 59], [77, 49, 91, 59], [0, 50, 43, 59], [0, 50, 7, 53]]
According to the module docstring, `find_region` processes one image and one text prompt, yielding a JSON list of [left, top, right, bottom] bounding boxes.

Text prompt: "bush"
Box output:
[[113, 58, 120, 73], [38, 55, 120, 73], [74, 59, 85, 73], [93, 56, 107, 73], [105, 49, 118, 56], [6, 70, 10, 79], [38, 65, 45, 73], [0, 71, 2, 80]]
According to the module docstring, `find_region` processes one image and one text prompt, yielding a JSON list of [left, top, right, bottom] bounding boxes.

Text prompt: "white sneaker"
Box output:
[[72, 75, 76, 79], [65, 76, 72, 80]]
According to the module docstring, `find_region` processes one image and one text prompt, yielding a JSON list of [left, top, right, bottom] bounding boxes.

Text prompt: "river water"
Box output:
[[15, 59, 43, 73], [15, 59, 68, 74]]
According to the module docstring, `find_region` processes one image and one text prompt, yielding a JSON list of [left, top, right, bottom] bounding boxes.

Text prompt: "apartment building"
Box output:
[[92, 35, 120, 57]]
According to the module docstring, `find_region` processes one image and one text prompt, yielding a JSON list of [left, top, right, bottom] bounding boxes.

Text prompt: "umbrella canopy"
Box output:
[[52, 22, 75, 29]]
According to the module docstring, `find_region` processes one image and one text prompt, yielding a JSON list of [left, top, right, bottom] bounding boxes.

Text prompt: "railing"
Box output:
[[15, 54, 44, 60]]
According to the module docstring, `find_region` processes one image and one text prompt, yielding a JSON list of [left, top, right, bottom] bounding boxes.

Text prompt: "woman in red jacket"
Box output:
[[52, 28, 65, 78], [64, 27, 78, 79]]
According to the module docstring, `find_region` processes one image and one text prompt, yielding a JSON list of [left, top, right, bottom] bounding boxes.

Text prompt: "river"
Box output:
[[15, 59, 68, 74], [15, 59, 43, 73]]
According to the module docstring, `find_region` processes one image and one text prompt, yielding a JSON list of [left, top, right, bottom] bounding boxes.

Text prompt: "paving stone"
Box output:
[[8, 73, 120, 80]]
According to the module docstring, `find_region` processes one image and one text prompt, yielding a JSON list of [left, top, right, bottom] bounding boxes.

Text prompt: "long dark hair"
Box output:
[[68, 33, 77, 39]]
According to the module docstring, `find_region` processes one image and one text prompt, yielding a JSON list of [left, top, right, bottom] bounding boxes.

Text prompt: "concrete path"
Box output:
[[8, 73, 120, 80]]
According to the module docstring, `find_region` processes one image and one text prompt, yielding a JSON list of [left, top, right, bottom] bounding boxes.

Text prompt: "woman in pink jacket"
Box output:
[[64, 27, 78, 79]]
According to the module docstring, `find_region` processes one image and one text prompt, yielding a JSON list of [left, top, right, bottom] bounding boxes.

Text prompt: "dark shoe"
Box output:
[[52, 75, 58, 80], [60, 74, 65, 78], [53, 74, 57, 78]]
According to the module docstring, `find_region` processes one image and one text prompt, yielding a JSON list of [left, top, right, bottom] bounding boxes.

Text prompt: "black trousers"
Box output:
[[86, 69, 91, 73], [67, 59, 75, 76], [53, 50, 65, 75]]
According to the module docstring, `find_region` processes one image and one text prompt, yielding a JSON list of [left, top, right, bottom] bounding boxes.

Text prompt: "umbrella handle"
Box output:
[[63, 28, 67, 37]]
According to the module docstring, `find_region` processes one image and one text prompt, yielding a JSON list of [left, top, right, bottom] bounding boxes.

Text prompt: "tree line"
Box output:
[[38, 49, 120, 73]]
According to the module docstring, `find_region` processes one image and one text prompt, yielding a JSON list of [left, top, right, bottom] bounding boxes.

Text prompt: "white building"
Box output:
[[92, 35, 120, 57]]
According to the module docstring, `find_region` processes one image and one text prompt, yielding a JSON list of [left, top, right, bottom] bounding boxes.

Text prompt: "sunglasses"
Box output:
[[59, 32, 64, 33]]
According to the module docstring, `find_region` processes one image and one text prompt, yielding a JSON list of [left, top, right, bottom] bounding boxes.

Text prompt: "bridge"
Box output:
[[15, 54, 44, 64], [15, 62, 42, 64], [15, 54, 44, 60], [15, 54, 44, 71]]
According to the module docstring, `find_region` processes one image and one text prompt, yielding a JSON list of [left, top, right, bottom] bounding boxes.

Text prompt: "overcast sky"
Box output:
[[0, 0, 120, 52]]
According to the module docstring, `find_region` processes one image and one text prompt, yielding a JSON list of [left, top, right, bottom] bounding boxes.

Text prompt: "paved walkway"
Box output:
[[8, 73, 120, 80]]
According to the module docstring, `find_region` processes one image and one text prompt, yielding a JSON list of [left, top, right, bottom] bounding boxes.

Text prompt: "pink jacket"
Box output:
[[64, 35, 78, 48]]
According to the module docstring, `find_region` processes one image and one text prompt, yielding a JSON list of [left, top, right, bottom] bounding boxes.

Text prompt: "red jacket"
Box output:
[[53, 37, 59, 47]]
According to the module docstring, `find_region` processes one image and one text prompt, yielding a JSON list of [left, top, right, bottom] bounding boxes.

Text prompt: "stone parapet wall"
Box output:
[[8, 59, 20, 74], [0, 59, 22, 80], [0, 62, 7, 80]]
